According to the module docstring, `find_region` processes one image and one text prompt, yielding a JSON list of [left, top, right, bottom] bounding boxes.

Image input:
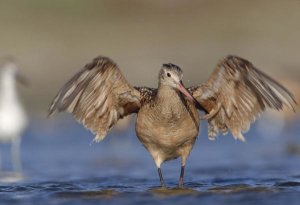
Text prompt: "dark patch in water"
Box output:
[[274, 181, 300, 187], [286, 144, 300, 155]]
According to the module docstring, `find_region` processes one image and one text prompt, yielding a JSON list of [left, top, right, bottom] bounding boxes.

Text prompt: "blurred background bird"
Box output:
[[0, 58, 28, 172]]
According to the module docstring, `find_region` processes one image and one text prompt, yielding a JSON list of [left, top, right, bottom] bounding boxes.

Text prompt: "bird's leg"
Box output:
[[178, 156, 188, 188], [157, 167, 166, 187], [0, 151, 2, 171], [11, 138, 22, 172], [178, 165, 185, 188]]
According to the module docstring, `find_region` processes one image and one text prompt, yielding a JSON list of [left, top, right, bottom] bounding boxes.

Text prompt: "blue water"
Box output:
[[0, 115, 299, 205]]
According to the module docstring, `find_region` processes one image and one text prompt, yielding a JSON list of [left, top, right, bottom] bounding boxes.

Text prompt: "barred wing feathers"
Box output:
[[49, 56, 142, 142], [189, 55, 296, 141]]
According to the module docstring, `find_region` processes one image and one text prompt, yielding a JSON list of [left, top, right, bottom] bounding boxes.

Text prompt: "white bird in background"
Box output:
[[0, 59, 28, 172]]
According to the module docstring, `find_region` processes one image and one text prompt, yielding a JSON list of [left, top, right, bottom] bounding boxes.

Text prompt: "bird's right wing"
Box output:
[[49, 56, 143, 142], [189, 55, 296, 141]]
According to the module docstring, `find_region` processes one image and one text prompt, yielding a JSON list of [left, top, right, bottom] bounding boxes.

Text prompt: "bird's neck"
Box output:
[[156, 84, 182, 105], [153, 84, 188, 120], [0, 72, 18, 103]]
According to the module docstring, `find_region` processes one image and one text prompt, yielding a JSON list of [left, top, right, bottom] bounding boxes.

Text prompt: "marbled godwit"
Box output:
[[49, 55, 296, 187], [0, 60, 28, 172]]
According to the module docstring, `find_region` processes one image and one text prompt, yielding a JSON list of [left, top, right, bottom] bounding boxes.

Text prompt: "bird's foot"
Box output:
[[178, 180, 184, 189], [160, 182, 167, 188]]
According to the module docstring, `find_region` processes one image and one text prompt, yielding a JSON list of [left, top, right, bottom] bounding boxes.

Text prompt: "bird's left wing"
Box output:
[[189, 55, 296, 141], [49, 56, 142, 142]]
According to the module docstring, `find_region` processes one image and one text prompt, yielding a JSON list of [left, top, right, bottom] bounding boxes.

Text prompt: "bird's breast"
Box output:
[[0, 103, 27, 140], [135, 100, 200, 149]]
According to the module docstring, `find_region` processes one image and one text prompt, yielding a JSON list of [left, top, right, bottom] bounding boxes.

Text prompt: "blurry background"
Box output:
[[0, 0, 299, 185], [1, 0, 300, 116]]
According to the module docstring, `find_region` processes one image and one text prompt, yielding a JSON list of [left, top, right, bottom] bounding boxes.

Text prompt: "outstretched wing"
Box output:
[[49, 56, 142, 142], [189, 55, 296, 141]]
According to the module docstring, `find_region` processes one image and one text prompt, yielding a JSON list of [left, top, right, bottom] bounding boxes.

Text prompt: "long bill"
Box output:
[[176, 80, 195, 102], [176, 80, 208, 113]]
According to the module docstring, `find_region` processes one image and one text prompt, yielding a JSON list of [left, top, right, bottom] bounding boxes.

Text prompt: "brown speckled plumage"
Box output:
[[49, 55, 296, 187], [134, 87, 157, 105]]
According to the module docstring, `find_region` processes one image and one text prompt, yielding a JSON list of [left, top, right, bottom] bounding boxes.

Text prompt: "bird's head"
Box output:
[[158, 63, 194, 101], [1, 59, 28, 86]]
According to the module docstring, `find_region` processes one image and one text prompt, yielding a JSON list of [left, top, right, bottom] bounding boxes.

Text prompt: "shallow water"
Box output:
[[0, 116, 299, 205]]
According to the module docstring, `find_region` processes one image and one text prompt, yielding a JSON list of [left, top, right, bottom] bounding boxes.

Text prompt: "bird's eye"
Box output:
[[167, 73, 171, 77]]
